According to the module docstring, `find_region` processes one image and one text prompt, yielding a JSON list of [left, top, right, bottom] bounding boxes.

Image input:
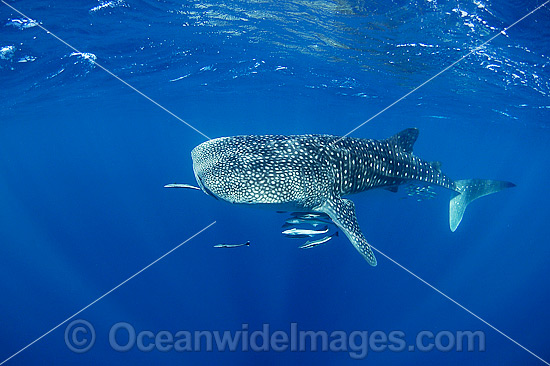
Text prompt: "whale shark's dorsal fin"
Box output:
[[317, 197, 377, 266], [387, 128, 419, 153]]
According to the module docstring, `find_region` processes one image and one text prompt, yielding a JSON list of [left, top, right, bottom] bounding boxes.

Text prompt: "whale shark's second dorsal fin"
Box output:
[[430, 161, 442, 172], [387, 128, 419, 153], [317, 197, 377, 266]]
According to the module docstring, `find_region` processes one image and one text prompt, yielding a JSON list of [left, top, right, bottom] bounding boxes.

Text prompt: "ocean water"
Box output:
[[1, 0, 549, 365]]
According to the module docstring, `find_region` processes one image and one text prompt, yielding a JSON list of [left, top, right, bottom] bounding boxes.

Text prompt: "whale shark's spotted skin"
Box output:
[[191, 128, 514, 266]]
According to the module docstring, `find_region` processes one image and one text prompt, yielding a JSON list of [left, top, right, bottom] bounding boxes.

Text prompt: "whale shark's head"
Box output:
[[191, 135, 318, 207], [191, 136, 295, 205], [191, 137, 238, 202]]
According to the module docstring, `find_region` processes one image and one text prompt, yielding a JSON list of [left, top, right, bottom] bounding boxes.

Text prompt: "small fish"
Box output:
[[214, 241, 250, 248], [299, 232, 339, 249], [404, 184, 437, 201], [290, 212, 330, 220], [164, 183, 201, 190], [282, 226, 329, 237], [283, 218, 332, 227]]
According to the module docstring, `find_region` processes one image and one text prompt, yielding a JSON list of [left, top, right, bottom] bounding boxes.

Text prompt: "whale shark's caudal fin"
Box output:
[[450, 179, 516, 232], [317, 197, 377, 266]]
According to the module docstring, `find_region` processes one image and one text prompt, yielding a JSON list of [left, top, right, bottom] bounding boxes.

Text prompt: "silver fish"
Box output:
[[214, 241, 250, 248], [164, 183, 201, 190], [282, 226, 329, 237], [283, 218, 332, 226], [300, 232, 339, 249], [291, 212, 330, 220]]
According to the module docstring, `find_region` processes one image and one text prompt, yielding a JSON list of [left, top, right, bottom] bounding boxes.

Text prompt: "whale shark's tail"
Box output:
[[450, 179, 516, 232]]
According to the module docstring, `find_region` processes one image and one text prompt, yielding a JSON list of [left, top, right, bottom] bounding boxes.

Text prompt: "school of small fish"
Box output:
[[212, 212, 340, 250], [403, 184, 437, 201], [281, 212, 339, 249]]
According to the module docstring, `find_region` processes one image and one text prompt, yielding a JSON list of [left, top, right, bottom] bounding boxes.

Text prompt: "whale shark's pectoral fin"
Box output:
[[317, 197, 377, 266]]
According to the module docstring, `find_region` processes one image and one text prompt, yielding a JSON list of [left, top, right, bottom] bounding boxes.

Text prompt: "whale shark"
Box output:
[[176, 128, 514, 266]]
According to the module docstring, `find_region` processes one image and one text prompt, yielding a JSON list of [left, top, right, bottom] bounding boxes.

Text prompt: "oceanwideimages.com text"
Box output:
[[65, 320, 485, 359]]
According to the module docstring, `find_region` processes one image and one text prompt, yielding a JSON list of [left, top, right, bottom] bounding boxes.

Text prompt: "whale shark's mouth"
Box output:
[[196, 175, 219, 200]]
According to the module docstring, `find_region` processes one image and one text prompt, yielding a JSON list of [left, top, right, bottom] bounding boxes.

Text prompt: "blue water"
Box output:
[[1, 0, 549, 365]]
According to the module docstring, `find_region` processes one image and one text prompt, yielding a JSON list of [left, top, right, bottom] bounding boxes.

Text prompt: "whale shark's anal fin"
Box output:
[[317, 197, 377, 266], [450, 179, 516, 232]]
